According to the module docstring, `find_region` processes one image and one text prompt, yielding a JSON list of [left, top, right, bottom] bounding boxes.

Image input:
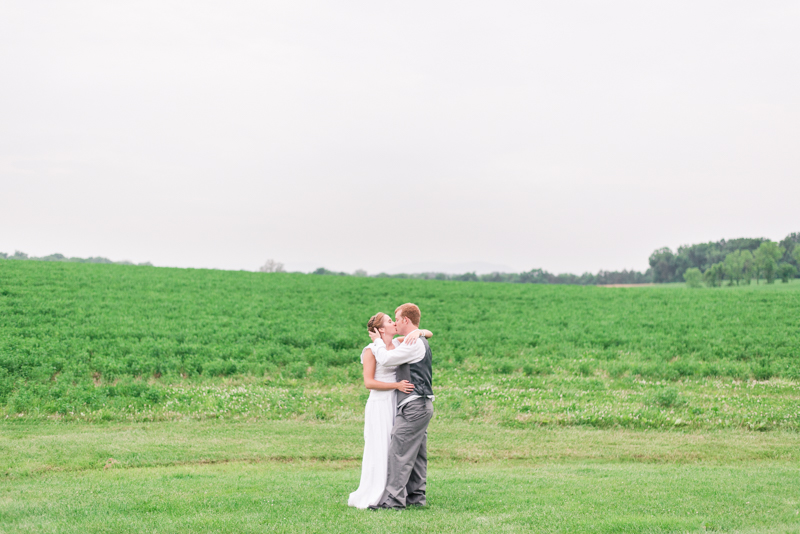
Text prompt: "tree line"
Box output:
[[308, 266, 652, 285], [649, 233, 800, 286], [307, 232, 799, 286], [0, 251, 152, 266], [6, 232, 799, 287]]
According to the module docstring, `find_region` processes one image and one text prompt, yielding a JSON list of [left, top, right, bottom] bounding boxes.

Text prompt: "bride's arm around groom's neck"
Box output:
[[372, 336, 425, 367]]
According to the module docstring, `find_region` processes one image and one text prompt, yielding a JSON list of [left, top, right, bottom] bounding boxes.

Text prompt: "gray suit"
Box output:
[[376, 338, 434, 509]]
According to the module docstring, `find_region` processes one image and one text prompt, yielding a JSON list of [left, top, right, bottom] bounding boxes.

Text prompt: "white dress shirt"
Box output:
[[372, 334, 434, 406], [372, 336, 425, 367]]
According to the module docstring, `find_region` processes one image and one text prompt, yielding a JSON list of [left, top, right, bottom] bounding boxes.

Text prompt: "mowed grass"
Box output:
[[5, 462, 799, 533], [2, 420, 800, 533]]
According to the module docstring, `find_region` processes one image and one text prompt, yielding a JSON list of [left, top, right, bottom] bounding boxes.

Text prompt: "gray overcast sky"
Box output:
[[1, 1, 798, 274]]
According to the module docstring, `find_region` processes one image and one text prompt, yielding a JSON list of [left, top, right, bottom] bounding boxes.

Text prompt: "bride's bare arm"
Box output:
[[362, 349, 415, 393], [398, 329, 433, 345]]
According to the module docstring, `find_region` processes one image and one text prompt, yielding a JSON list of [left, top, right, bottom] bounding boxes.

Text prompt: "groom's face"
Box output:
[[394, 311, 412, 335]]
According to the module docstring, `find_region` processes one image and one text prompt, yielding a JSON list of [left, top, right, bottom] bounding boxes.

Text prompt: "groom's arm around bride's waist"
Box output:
[[372, 337, 425, 367]]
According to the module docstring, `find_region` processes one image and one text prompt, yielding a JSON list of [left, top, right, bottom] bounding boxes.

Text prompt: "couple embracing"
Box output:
[[348, 303, 435, 510]]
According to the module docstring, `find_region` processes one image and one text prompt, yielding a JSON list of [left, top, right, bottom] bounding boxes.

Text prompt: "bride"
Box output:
[[347, 312, 432, 509]]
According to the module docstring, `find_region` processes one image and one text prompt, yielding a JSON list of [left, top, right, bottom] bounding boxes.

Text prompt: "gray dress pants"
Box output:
[[377, 397, 434, 509]]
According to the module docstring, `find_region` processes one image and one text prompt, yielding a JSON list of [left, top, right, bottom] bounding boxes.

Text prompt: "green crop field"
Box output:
[[2, 261, 800, 532], [1, 261, 799, 429]]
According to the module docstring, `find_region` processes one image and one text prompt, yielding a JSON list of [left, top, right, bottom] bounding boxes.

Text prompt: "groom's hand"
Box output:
[[368, 328, 380, 342]]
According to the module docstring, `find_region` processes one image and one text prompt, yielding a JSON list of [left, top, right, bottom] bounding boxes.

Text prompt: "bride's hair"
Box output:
[[367, 312, 388, 333]]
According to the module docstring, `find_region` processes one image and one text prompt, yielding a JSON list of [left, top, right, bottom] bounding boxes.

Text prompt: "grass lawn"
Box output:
[[2, 420, 799, 533]]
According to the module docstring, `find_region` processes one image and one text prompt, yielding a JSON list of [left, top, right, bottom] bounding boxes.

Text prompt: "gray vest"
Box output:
[[395, 337, 433, 406]]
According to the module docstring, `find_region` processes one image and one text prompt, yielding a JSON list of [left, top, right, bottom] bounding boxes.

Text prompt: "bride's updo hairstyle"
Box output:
[[367, 312, 388, 333]]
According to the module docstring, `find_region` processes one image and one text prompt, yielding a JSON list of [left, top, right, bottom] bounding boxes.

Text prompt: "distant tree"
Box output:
[[719, 237, 767, 255], [677, 242, 722, 273], [0, 252, 7, 259], [703, 263, 725, 287], [740, 250, 755, 285], [353, 269, 367, 277], [259, 259, 285, 273], [453, 272, 479, 282], [779, 232, 800, 266], [84, 256, 114, 264], [683, 268, 703, 288], [312, 267, 348, 276], [650, 237, 769, 283], [10, 251, 28, 260], [649, 248, 678, 283], [555, 273, 581, 284], [39, 253, 67, 262], [518, 268, 551, 284], [762, 258, 777, 284], [778, 263, 797, 283], [754, 242, 784, 284], [723, 251, 747, 286], [753, 262, 775, 284], [594, 269, 653, 285], [480, 272, 508, 283]]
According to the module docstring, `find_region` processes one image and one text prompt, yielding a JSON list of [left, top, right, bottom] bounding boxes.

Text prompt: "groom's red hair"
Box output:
[[395, 303, 420, 326]]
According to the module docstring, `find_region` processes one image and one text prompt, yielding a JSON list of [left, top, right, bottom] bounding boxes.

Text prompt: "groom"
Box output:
[[369, 303, 434, 509]]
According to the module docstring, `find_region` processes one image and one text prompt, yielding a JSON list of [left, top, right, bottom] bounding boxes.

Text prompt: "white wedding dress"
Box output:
[[347, 340, 400, 509]]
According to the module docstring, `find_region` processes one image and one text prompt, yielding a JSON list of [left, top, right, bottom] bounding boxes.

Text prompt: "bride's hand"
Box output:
[[396, 380, 415, 394], [403, 329, 421, 345], [368, 328, 380, 342]]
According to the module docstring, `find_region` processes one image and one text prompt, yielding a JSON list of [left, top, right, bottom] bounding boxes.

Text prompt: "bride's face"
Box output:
[[380, 314, 397, 335]]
